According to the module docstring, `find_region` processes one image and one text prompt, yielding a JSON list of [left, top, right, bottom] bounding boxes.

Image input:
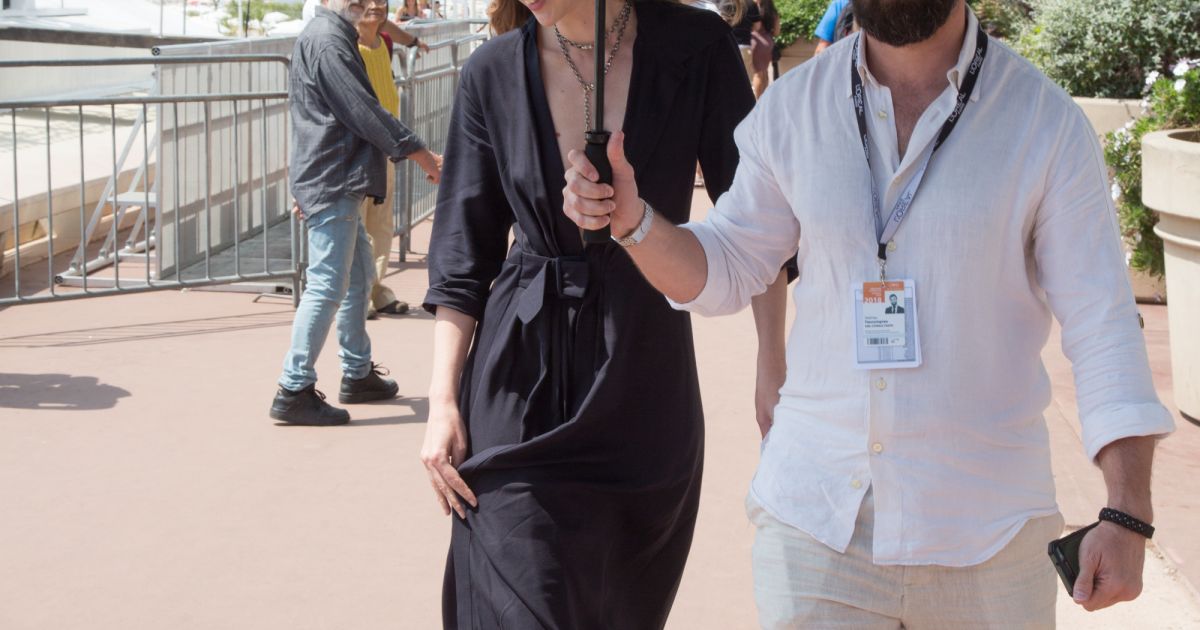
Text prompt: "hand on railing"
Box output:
[[291, 200, 306, 222], [411, 148, 443, 184]]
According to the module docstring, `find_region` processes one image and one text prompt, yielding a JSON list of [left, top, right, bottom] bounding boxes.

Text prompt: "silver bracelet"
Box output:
[[613, 200, 655, 248]]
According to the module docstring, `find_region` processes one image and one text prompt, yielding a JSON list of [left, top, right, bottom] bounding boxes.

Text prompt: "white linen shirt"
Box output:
[[673, 12, 1175, 566]]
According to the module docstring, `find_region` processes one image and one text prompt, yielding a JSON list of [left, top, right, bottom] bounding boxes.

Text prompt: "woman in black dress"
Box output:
[[420, 0, 789, 626]]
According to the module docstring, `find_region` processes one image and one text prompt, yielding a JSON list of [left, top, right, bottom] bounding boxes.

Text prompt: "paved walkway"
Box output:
[[1, 195, 1198, 629]]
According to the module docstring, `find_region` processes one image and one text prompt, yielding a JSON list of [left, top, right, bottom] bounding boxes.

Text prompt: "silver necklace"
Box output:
[[553, 0, 633, 131], [555, 3, 629, 51]]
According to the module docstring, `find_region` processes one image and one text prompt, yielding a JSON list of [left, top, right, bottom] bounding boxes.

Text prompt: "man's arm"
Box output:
[[1032, 109, 1174, 611], [564, 93, 800, 316], [812, 0, 841, 54], [313, 43, 426, 160], [1072, 436, 1155, 610]]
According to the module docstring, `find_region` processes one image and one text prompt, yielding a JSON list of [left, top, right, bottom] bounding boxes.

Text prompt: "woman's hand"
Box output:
[[563, 131, 643, 238], [420, 398, 477, 519]]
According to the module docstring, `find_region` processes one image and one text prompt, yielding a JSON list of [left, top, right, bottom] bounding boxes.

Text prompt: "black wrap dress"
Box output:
[[423, 3, 755, 627]]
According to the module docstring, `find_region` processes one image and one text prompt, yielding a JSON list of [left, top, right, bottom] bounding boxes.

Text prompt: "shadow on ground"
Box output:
[[271, 396, 429, 427], [351, 396, 429, 426], [0, 373, 130, 410]]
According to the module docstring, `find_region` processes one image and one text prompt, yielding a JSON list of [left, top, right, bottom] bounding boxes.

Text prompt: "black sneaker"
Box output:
[[339, 362, 400, 404], [270, 385, 350, 426]]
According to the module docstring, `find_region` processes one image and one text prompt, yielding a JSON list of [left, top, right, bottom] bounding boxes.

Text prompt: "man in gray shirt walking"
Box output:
[[271, 0, 441, 426]]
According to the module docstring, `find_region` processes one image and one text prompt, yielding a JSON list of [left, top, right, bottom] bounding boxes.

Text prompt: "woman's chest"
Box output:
[[538, 44, 634, 172]]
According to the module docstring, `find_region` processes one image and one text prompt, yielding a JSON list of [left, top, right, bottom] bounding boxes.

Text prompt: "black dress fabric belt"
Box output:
[[515, 251, 590, 324]]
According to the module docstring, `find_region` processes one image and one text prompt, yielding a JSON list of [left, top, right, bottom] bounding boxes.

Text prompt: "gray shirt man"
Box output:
[[289, 6, 426, 214]]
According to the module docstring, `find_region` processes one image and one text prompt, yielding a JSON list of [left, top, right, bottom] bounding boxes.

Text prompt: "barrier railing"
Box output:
[[0, 55, 296, 306], [392, 26, 490, 261], [1, 22, 492, 305]]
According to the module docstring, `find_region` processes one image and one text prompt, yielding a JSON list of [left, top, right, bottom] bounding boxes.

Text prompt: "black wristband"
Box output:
[[1099, 508, 1155, 539]]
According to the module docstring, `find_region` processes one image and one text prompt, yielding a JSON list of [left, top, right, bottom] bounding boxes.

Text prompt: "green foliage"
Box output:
[[775, 0, 829, 49], [220, 1, 304, 36], [968, 0, 1032, 40], [1016, 0, 1200, 98], [1105, 63, 1200, 279]]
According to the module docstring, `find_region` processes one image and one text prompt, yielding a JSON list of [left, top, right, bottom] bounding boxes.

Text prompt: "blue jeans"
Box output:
[[279, 194, 375, 391]]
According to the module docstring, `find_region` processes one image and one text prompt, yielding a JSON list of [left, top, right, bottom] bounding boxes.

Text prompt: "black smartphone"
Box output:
[[1047, 521, 1099, 595]]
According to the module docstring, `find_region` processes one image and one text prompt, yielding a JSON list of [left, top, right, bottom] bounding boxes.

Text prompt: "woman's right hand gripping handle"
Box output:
[[421, 306, 480, 519]]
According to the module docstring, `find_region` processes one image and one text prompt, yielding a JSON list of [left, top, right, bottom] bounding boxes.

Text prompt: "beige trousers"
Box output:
[[359, 170, 398, 312], [748, 491, 1064, 629]]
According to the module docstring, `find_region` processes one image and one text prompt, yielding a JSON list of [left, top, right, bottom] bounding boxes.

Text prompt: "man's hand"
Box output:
[[291, 200, 306, 221], [1076, 436, 1158, 611], [563, 131, 642, 237], [1072, 521, 1147, 610], [410, 148, 442, 184]]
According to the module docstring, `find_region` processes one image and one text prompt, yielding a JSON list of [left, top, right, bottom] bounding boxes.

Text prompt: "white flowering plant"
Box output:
[[1105, 60, 1200, 278]]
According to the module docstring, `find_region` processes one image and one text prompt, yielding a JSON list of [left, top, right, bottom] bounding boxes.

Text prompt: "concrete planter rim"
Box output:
[[1142, 126, 1200, 423], [1143, 128, 1200, 222]]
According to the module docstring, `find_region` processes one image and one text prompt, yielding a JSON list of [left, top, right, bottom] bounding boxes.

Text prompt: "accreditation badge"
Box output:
[[854, 279, 921, 369]]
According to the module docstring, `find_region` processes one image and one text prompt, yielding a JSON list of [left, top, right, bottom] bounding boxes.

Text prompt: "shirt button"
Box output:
[[851, 479, 863, 489], [875, 377, 887, 391], [877, 110, 888, 119], [872, 442, 884, 454], [887, 240, 897, 253]]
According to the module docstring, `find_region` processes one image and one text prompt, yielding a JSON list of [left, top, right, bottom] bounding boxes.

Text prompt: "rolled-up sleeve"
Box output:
[[422, 64, 513, 319], [669, 94, 802, 316], [1034, 107, 1175, 461]]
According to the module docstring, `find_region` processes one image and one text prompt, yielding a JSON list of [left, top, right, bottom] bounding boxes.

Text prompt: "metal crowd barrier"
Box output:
[[0, 22, 491, 306], [392, 22, 490, 261], [0, 55, 296, 307]]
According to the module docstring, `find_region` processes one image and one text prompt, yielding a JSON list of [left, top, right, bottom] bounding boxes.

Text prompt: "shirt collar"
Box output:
[[850, 8, 984, 103]]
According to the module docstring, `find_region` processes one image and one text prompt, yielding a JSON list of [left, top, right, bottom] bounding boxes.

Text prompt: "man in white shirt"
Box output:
[[561, 0, 1175, 626]]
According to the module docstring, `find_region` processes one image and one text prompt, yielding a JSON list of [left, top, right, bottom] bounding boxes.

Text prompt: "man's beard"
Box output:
[[850, 0, 957, 47], [327, 0, 366, 25]]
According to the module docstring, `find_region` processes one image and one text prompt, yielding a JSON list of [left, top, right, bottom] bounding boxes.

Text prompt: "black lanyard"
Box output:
[[850, 25, 988, 272]]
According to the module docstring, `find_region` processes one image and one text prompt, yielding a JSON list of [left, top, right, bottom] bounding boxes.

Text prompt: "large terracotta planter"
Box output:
[[777, 39, 818, 76], [1143, 129, 1200, 422]]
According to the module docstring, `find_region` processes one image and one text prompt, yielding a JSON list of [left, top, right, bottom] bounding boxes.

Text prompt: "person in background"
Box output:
[[727, 0, 761, 80], [813, 0, 850, 54], [355, 0, 425, 318], [272, 0, 441, 426], [750, 0, 778, 96], [396, 0, 439, 21], [305, 0, 432, 51]]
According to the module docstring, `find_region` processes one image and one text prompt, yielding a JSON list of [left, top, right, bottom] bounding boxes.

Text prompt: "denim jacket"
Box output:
[[289, 6, 426, 214]]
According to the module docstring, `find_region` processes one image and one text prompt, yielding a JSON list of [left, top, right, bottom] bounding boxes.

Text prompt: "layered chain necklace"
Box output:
[[552, 0, 633, 131]]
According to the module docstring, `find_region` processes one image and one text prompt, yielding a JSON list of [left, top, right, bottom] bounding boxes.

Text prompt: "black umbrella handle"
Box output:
[[582, 130, 613, 244]]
